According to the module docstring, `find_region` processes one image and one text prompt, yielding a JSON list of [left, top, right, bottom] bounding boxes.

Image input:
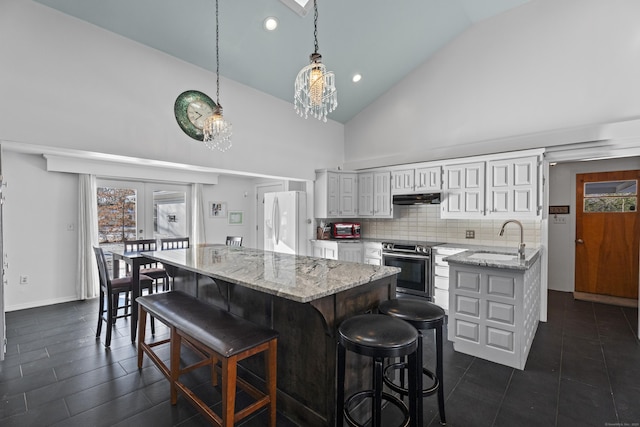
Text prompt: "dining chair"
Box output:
[[160, 237, 190, 250], [124, 239, 170, 292], [93, 246, 155, 347], [159, 237, 190, 289], [226, 236, 243, 246]]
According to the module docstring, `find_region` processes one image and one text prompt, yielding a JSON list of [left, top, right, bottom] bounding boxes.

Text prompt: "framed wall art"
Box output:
[[209, 201, 227, 218], [228, 211, 243, 225]]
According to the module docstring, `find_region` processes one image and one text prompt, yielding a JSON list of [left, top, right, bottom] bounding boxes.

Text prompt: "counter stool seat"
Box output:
[[379, 295, 447, 426], [337, 313, 419, 427]]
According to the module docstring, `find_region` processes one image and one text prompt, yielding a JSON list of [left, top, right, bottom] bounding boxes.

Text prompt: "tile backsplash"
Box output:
[[346, 205, 541, 247]]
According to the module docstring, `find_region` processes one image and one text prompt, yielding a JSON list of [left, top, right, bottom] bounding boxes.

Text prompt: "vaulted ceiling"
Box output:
[[34, 0, 530, 123]]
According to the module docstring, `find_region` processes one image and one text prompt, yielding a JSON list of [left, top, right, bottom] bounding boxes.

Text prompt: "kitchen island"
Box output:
[[445, 247, 541, 370], [143, 244, 400, 427]]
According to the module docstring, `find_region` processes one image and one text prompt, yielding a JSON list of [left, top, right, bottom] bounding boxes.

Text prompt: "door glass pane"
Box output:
[[153, 190, 186, 239], [583, 180, 637, 213], [97, 187, 137, 245]]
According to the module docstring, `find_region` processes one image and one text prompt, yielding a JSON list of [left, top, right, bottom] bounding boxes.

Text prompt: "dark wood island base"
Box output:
[[143, 245, 400, 427]]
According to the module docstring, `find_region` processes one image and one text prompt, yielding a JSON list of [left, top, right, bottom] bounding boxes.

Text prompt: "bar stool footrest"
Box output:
[[344, 390, 410, 427], [383, 361, 440, 397]]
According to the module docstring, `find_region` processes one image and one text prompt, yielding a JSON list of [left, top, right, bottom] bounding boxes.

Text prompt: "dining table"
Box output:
[[109, 248, 154, 342]]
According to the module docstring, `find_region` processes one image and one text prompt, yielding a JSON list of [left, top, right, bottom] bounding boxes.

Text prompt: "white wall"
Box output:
[[0, 0, 345, 310], [4, 152, 79, 310], [345, 0, 640, 169], [201, 176, 259, 248], [547, 157, 640, 292], [0, 0, 344, 181]]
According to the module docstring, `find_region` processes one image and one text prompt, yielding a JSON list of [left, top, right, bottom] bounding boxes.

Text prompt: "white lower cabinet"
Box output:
[[432, 246, 466, 313], [311, 240, 338, 260], [311, 241, 364, 263], [338, 243, 364, 263], [447, 257, 541, 370], [363, 241, 383, 265]]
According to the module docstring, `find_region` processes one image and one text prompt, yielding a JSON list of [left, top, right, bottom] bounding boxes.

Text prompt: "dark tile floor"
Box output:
[[1, 290, 638, 426]]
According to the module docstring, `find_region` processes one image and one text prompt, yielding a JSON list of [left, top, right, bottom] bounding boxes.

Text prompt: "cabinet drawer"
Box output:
[[364, 258, 381, 266], [364, 247, 382, 259], [434, 275, 449, 290], [434, 265, 449, 277], [434, 254, 448, 265], [434, 288, 449, 311]]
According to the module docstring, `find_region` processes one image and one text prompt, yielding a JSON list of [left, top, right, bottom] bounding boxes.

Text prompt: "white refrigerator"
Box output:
[[264, 191, 307, 255]]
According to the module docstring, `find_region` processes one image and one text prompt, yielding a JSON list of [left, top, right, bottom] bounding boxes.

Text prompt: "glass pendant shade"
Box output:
[[203, 106, 232, 152], [294, 53, 337, 122]]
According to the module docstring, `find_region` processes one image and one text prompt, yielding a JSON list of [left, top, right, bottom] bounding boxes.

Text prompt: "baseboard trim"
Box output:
[[6, 295, 81, 312], [573, 292, 638, 308]]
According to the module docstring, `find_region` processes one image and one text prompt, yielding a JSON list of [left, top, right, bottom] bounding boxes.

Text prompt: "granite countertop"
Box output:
[[444, 246, 540, 270], [144, 244, 400, 303]]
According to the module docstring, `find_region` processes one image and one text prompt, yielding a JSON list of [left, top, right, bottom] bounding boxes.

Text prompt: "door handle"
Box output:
[[576, 239, 584, 244]]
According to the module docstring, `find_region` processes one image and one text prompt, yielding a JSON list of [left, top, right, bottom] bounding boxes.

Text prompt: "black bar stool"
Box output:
[[337, 313, 419, 427], [379, 294, 447, 426]]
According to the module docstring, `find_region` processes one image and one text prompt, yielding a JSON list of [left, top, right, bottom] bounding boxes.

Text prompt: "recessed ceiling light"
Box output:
[[352, 74, 362, 83], [264, 17, 278, 31]]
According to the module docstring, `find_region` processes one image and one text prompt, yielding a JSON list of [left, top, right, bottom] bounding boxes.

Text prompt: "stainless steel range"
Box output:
[[381, 240, 442, 299]]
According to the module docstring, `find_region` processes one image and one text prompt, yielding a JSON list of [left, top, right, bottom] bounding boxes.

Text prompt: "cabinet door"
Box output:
[[338, 244, 363, 263], [324, 246, 338, 260], [415, 166, 442, 192], [373, 172, 391, 216], [327, 172, 340, 217], [312, 246, 324, 258], [442, 162, 485, 218], [486, 156, 538, 218], [339, 173, 358, 216], [391, 169, 414, 194], [357, 173, 374, 216]]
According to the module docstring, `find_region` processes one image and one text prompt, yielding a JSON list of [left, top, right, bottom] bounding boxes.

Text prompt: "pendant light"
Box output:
[[294, 0, 337, 123], [203, 0, 232, 152]]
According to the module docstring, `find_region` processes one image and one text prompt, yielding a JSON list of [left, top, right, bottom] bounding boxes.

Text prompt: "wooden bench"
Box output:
[[136, 291, 278, 427]]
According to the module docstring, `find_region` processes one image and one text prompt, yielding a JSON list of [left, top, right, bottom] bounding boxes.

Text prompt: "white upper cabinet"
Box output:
[[391, 169, 415, 194], [442, 162, 485, 218], [373, 172, 392, 217], [392, 166, 442, 194], [359, 172, 392, 217], [315, 170, 358, 218], [441, 151, 542, 219], [339, 173, 358, 217], [357, 172, 374, 216], [486, 156, 539, 219], [415, 166, 442, 192]]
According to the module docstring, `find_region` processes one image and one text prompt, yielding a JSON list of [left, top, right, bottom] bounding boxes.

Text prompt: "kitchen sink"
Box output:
[[468, 252, 519, 261]]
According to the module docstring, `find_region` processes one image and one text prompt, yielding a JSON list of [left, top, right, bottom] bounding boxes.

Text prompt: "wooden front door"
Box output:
[[575, 170, 640, 299]]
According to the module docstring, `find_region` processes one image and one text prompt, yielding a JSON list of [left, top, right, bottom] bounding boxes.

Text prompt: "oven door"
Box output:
[[382, 251, 432, 299]]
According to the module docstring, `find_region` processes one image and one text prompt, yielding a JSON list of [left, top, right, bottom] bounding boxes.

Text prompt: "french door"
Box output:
[[97, 179, 191, 244]]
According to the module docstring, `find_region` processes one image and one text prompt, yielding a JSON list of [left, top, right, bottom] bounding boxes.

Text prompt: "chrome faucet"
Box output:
[[499, 219, 526, 260]]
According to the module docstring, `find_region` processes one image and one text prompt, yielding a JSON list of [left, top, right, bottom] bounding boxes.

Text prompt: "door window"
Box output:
[[583, 180, 637, 213]]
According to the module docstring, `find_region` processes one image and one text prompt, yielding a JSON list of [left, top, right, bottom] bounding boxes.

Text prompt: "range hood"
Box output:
[[392, 193, 441, 205]]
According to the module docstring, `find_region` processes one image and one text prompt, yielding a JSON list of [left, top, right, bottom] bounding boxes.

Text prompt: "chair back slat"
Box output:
[[124, 239, 158, 252], [226, 236, 243, 246], [93, 246, 110, 291], [160, 237, 190, 250]]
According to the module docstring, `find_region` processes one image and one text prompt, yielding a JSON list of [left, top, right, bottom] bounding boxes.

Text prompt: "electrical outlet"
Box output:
[[19, 275, 28, 285], [465, 230, 475, 239]]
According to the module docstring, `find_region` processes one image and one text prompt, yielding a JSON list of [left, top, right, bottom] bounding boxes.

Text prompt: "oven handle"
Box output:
[[383, 252, 431, 260]]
